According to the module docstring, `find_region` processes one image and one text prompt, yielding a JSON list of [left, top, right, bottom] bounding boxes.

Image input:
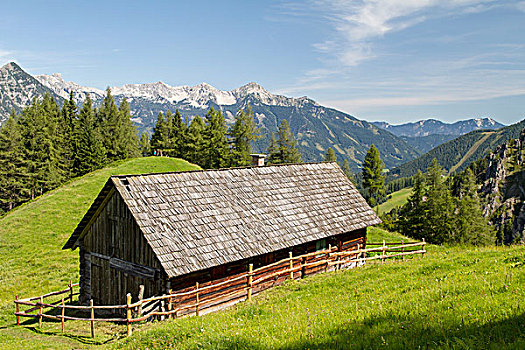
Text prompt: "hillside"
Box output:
[[0, 62, 420, 169], [390, 118, 525, 179], [401, 134, 458, 154], [114, 232, 525, 349], [0, 157, 199, 307]]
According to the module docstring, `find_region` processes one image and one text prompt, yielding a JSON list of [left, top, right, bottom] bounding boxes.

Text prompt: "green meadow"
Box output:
[[0, 159, 524, 349]]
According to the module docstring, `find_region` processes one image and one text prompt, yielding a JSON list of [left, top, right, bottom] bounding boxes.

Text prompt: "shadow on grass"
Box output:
[[176, 312, 525, 350], [25, 326, 119, 345]]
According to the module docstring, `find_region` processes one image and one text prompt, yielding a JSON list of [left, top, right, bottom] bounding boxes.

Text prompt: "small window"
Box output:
[[316, 239, 326, 251]]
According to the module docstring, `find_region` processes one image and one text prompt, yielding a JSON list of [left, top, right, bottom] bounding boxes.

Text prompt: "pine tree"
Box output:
[[397, 170, 426, 239], [139, 132, 151, 156], [150, 112, 168, 153], [341, 159, 355, 183], [0, 111, 30, 211], [203, 107, 230, 169], [116, 98, 140, 159], [172, 109, 186, 157], [19, 95, 57, 198], [424, 159, 454, 244], [229, 106, 258, 167], [73, 96, 106, 175], [267, 119, 302, 164], [324, 147, 337, 162], [184, 115, 206, 166], [362, 144, 385, 207], [97, 88, 121, 161], [453, 168, 494, 244], [59, 91, 77, 178]]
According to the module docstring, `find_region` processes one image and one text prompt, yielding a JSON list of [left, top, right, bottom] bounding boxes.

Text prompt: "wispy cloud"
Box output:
[[311, 0, 499, 67]]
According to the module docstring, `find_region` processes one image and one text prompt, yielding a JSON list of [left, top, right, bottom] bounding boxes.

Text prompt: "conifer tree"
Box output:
[[139, 132, 151, 156], [341, 159, 355, 183], [97, 88, 120, 160], [184, 115, 206, 166], [397, 170, 426, 239], [203, 107, 230, 169], [362, 144, 385, 206], [150, 112, 168, 152], [453, 168, 494, 244], [267, 119, 302, 164], [172, 109, 187, 157], [424, 159, 454, 243], [116, 98, 140, 159], [324, 147, 337, 162], [19, 95, 59, 198], [0, 111, 30, 211], [229, 106, 258, 167], [73, 96, 106, 175], [59, 91, 77, 178]]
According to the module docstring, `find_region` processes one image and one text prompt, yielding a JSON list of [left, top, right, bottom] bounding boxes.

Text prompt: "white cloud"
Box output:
[[312, 0, 498, 66]]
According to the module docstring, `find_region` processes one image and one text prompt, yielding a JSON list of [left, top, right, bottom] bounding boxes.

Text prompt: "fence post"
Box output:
[[15, 295, 19, 326], [126, 293, 132, 337], [168, 289, 173, 319], [301, 257, 306, 278], [326, 245, 331, 272], [422, 238, 426, 258], [137, 285, 144, 317], [61, 298, 65, 333], [38, 296, 43, 329], [289, 252, 294, 280], [195, 282, 200, 316], [382, 240, 386, 264], [69, 280, 73, 303], [402, 240, 405, 261], [90, 299, 95, 338], [357, 243, 360, 264], [247, 264, 253, 301]]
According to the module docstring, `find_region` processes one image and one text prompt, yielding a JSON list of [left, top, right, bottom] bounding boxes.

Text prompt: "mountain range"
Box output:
[[373, 118, 505, 153], [0, 61, 508, 171]]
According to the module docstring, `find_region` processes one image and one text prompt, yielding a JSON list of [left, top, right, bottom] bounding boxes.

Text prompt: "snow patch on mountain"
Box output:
[[36, 73, 104, 103]]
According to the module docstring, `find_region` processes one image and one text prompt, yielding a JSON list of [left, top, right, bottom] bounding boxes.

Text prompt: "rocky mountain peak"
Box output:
[[0, 61, 23, 73]]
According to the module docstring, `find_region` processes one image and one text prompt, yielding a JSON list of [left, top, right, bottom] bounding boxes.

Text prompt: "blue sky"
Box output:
[[1, 0, 525, 125]]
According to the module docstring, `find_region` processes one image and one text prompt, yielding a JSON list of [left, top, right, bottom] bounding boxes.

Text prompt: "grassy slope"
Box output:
[[0, 157, 200, 349], [378, 187, 412, 215], [115, 228, 525, 349]]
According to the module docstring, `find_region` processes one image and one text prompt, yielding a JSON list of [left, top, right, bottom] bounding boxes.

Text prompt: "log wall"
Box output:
[[80, 191, 164, 306]]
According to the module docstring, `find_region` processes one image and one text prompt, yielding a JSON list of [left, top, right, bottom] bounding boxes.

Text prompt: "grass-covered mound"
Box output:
[[0, 157, 199, 348], [115, 228, 525, 350]]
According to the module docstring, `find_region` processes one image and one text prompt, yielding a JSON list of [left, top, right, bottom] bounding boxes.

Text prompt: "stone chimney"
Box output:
[[250, 154, 266, 167]]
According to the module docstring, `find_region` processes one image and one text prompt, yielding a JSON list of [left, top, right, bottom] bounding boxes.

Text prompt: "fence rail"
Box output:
[[14, 239, 425, 337]]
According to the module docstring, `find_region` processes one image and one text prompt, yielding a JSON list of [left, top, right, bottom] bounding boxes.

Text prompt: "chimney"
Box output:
[[250, 154, 266, 167]]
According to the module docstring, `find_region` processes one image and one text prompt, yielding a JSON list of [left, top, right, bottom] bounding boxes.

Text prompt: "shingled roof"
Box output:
[[64, 162, 381, 278]]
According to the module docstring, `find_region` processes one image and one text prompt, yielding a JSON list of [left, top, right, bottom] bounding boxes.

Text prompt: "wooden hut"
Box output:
[[63, 162, 381, 306]]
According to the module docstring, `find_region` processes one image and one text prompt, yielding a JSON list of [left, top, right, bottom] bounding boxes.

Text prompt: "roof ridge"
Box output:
[[111, 160, 338, 179]]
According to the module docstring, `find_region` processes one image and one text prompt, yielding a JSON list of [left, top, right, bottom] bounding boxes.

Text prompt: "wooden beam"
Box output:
[[90, 252, 158, 280]]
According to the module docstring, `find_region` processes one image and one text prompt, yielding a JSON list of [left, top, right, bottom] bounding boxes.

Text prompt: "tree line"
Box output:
[[382, 159, 494, 245], [147, 106, 304, 168], [0, 90, 140, 213]]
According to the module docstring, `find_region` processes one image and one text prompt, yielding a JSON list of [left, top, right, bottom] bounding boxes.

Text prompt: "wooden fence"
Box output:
[[14, 239, 426, 337]]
